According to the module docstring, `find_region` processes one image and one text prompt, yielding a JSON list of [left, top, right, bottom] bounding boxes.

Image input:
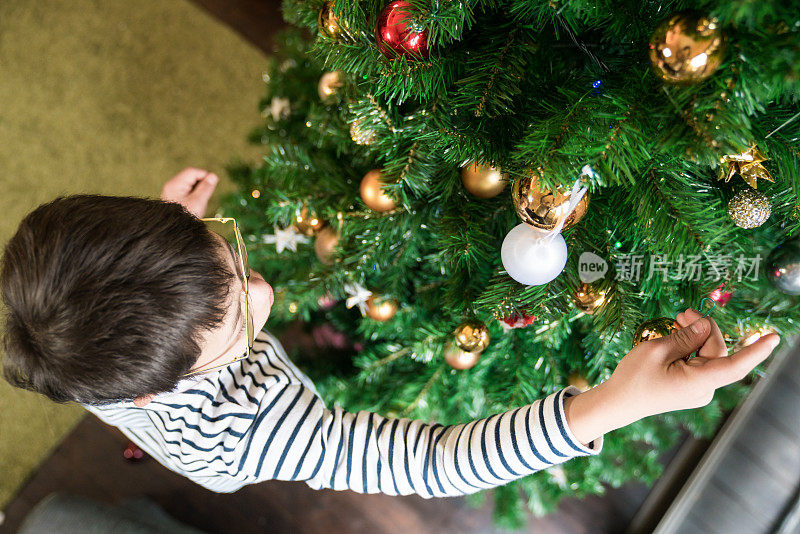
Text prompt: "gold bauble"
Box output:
[[732, 326, 779, 352], [444, 344, 481, 370], [314, 226, 339, 265], [454, 320, 490, 353], [350, 117, 376, 146], [294, 205, 325, 236], [317, 1, 346, 39], [649, 11, 726, 84], [318, 71, 345, 104], [632, 317, 679, 348], [572, 282, 608, 315], [567, 372, 591, 392], [365, 294, 399, 321], [728, 188, 771, 229], [511, 172, 590, 231], [360, 169, 397, 212], [460, 162, 508, 199]]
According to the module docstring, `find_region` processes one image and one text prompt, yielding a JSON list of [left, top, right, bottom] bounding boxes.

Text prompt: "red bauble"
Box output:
[[375, 1, 428, 60], [499, 312, 537, 332], [709, 283, 734, 307]]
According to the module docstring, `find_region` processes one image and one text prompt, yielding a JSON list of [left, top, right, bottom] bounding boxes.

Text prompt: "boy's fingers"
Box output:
[[698, 317, 727, 359], [676, 308, 701, 327], [698, 334, 780, 388], [659, 317, 710, 363]]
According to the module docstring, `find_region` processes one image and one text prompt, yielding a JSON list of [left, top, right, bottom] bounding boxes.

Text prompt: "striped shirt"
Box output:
[[82, 329, 603, 497]]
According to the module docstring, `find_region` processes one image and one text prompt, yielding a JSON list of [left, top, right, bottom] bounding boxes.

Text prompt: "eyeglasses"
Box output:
[[181, 217, 253, 378]]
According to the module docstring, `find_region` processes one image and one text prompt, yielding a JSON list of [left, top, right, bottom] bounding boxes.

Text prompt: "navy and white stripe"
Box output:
[[83, 329, 603, 497]]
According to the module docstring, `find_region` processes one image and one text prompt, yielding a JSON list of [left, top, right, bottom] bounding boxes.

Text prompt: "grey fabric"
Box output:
[[17, 492, 208, 534]]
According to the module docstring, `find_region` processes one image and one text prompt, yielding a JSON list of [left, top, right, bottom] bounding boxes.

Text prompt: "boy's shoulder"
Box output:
[[84, 328, 320, 416]]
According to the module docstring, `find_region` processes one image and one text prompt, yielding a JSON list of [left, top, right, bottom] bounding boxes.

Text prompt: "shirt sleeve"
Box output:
[[233, 381, 603, 498]]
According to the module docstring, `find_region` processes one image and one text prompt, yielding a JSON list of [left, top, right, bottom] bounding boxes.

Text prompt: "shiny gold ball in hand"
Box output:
[[454, 320, 491, 353], [512, 172, 590, 231], [632, 317, 679, 348], [649, 11, 726, 83], [360, 169, 397, 212], [460, 162, 508, 199], [365, 294, 399, 321]]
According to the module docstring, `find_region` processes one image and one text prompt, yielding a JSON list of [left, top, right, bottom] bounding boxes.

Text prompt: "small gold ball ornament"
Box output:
[[512, 172, 590, 231], [728, 188, 771, 229], [365, 294, 399, 321], [317, 1, 347, 39], [360, 169, 397, 212], [318, 71, 345, 104], [444, 343, 481, 370], [460, 162, 508, 199], [649, 11, 726, 84], [732, 325, 779, 352], [572, 282, 608, 314], [632, 317, 679, 348], [454, 320, 491, 353], [314, 225, 339, 265], [294, 205, 325, 236], [350, 117, 377, 146], [567, 372, 591, 392]]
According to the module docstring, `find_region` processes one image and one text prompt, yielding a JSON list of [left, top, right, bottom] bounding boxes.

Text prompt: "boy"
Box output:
[[1, 167, 782, 498]]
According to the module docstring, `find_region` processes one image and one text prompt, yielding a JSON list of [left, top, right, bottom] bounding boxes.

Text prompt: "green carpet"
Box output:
[[0, 0, 269, 508]]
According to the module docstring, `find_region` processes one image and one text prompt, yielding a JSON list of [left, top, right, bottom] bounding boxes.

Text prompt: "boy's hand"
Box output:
[[160, 167, 220, 218], [564, 308, 781, 445], [605, 308, 781, 422]]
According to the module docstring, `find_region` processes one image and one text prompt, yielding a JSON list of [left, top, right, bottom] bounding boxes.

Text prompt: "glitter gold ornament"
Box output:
[[648, 11, 726, 84], [318, 71, 345, 104], [717, 146, 775, 189], [460, 162, 508, 199], [294, 205, 325, 236], [454, 320, 490, 353], [314, 225, 339, 265], [728, 188, 771, 229], [360, 169, 397, 212], [444, 343, 481, 370], [512, 172, 590, 231], [568, 372, 591, 392], [318, 1, 348, 39], [632, 317, 679, 348], [572, 282, 608, 314], [365, 294, 399, 321], [350, 117, 377, 146]]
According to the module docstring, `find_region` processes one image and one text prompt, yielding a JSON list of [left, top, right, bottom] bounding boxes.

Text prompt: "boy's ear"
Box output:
[[133, 394, 155, 407]]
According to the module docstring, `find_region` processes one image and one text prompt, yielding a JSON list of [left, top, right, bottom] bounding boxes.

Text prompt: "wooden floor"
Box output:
[[0, 412, 681, 534]]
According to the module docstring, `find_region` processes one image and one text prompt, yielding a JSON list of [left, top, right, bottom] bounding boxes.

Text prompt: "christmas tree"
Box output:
[[215, 0, 800, 528]]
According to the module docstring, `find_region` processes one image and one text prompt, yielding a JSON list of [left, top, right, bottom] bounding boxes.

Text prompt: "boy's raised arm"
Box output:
[[235, 381, 600, 498]]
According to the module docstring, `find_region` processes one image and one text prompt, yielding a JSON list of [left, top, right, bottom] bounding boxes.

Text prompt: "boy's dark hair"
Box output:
[[1, 195, 235, 405]]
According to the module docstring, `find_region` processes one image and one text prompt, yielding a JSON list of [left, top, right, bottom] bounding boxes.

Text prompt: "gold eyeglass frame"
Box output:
[[181, 217, 253, 378]]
